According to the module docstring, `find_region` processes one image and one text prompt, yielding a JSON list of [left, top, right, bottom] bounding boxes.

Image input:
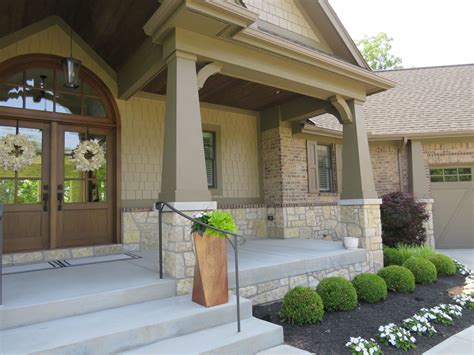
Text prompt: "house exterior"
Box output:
[[307, 64, 474, 249], [0, 0, 400, 302]]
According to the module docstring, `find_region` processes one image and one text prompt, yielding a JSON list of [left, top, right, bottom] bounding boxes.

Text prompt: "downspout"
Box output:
[[397, 137, 408, 192]]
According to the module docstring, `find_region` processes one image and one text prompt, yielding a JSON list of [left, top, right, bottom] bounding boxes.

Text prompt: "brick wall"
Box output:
[[369, 143, 409, 197], [261, 126, 339, 205]]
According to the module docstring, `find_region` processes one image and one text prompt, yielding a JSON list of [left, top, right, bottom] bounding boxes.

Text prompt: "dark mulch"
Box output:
[[253, 274, 473, 354]]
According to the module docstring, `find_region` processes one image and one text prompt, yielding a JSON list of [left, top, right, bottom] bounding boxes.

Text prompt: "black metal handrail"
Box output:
[[155, 201, 246, 332]]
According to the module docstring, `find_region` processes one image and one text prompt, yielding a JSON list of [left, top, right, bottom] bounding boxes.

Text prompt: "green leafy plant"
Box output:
[[279, 287, 324, 325], [191, 210, 238, 239], [378, 323, 416, 351], [426, 254, 457, 276], [356, 32, 403, 70], [396, 244, 437, 260], [352, 273, 387, 304], [383, 246, 404, 266], [378, 265, 415, 293], [381, 192, 429, 246], [403, 256, 437, 284], [345, 337, 383, 355], [316, 277, 357, 312]]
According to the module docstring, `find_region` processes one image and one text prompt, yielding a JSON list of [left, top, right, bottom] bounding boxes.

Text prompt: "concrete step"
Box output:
[[123, 317, 283, 355], [0, 295, 253, 354], [257, 345, 313, 354], [1, 261, 176, 329]]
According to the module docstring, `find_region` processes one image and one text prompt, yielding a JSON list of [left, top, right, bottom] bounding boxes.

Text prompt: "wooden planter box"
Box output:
[[192, 232, 229, 307]]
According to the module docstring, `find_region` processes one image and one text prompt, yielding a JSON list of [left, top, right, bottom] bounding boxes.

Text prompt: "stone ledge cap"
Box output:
[[337, 199, 382, 206]]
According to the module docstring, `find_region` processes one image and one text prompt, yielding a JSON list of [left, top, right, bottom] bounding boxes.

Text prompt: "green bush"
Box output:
[[279, 287, 324, 324], [316, 277, 357, 312], [427, 254, 457, 276], [352, 273, 388, 303], [396, 244, 437, 260], [378, 265, 415, 293], [384, 246, 405, 266], [403, 256, 437, 284]]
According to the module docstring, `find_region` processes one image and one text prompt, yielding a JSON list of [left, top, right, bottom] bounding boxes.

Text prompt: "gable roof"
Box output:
[[310, 64, 474, 137]]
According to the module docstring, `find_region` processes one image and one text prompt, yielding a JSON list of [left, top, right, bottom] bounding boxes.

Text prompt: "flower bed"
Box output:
[[254, 273, 473, 354]]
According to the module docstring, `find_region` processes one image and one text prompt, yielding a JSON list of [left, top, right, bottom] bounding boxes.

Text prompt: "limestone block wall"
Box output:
[[369, 142, 409, 197]]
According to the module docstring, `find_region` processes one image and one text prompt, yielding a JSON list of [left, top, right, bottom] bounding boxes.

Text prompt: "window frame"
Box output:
[[307, 140, 336, 194], [201, 124, 223, 196], [430, 166, 472, 183], [317, 144, 333, 193]]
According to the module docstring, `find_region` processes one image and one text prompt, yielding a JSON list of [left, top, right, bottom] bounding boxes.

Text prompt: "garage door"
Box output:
[[430, 167, 474, 248]]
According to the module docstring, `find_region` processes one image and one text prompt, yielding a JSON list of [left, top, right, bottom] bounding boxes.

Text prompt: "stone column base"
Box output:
[[338, 199, 384, 272]]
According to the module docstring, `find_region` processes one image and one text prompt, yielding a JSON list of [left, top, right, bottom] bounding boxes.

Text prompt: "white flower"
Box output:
[[355, 346, 361, 351]]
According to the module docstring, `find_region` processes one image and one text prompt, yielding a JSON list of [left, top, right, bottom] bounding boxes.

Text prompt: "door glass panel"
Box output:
[[56, 93, 82, 115], [0, 179, 15, 203], [63, 131, 107, 203], [25, 88, 54, 112], [17, 179, 41, 203], [17, 127, 42, 178], [0, 84, 24, 109], [0, 125, 43, 204]]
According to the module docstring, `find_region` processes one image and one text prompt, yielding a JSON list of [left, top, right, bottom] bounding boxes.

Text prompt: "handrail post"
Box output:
[[158, 203, 163, 279], [0, 204, 3, 305], [234, 234, 241, 332]]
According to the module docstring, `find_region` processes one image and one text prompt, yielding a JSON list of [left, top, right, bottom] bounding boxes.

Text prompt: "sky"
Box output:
[[328, 0, 474, 68]]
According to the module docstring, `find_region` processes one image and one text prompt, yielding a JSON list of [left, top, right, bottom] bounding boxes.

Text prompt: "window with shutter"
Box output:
[[317, 145, 332, 192], [202, 131, 216, 188], [307, 141, 319, 193]]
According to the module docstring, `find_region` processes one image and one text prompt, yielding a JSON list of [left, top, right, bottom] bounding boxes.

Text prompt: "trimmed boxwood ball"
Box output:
[[383, 246, 404, 266], [279, 286, 324, 325], [378, 265, 415, 293], [352, 273, 388, 303], [427, 254, 457, 276], [316, 276, 357, 312], [403, 256, 437, 284]]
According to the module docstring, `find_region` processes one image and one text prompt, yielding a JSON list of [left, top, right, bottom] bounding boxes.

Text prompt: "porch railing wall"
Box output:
[[155, 201, 245, 333]]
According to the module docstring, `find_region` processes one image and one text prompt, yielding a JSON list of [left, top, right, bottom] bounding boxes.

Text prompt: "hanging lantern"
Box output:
[[62, 24, 81, 89], [62, 57, 81, 88]]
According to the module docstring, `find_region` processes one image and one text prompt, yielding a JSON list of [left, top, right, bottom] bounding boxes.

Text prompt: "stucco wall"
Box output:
[[0, 24, 261, 205]]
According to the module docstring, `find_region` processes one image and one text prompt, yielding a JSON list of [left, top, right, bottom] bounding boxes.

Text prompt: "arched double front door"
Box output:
[[0, 54, 119, 253]]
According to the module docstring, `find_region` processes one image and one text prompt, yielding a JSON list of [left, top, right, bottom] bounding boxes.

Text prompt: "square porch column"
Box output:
[[159, 50, 214, 294], [338, 99, 383, 272]]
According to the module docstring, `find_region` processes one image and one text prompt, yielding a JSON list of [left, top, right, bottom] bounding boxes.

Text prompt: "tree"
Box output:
[[356, 32, 403, 70]]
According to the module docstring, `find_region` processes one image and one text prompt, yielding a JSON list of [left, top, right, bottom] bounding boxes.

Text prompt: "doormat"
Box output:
[[2, 253, 141, 275]]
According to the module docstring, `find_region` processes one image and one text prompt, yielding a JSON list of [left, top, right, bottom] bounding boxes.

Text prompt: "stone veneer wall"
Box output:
[[236, 258, 373, 305]]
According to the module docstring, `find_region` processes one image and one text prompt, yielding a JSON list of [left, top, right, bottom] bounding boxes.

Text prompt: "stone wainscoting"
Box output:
[[235, 257, 372, 305]]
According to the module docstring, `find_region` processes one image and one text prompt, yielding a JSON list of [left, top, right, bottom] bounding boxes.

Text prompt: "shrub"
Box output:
[[426, 254, 457, 276], [396, 244, 437, 260], [403, 256, 437, 284], [352, 273, 387, 303], [378, 265, 415, 293], [316, 277, 357, 311], [381, 192, 429, 246], [279, 286, 324, 324], [383, 246, 404, 266]]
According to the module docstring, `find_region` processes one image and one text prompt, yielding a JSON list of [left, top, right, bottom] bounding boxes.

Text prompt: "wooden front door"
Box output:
[[55, 125, 114, 247], [1, 118, 50, 252]]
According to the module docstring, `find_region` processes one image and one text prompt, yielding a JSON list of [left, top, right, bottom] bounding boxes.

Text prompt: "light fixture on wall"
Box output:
[[62, 24, 81, 89]]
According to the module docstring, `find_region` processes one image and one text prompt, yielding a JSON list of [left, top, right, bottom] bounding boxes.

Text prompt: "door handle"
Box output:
[[42, 192, 49, 212], [57, 192, 63, 211]]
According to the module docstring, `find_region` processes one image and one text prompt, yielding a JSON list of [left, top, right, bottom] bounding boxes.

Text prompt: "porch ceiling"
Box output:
[[0, 0, 160, 71], [143, 70, 305, 111]]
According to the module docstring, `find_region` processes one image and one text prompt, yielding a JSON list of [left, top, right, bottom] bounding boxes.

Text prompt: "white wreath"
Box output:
[[71, 139, 106, 172], [0, 133, 36, 171]]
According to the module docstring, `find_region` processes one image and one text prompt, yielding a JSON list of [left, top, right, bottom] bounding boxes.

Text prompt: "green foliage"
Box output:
[[279, 286, 324, 325], [316, 277, 357, 312], [396, 244, 437, 259], [403, 256, 437, 284], [355, 32, 403, 70], [381, 192, 430, 246], [378, 265, 415, 293], [352, 273, 387, 304], [383, 246, 404, 266], [426, 254, 457, 276], [191, 210, 238, 239]]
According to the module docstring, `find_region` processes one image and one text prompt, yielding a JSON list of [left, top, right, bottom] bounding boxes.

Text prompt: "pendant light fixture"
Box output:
[[62, 24, 81, 89]]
